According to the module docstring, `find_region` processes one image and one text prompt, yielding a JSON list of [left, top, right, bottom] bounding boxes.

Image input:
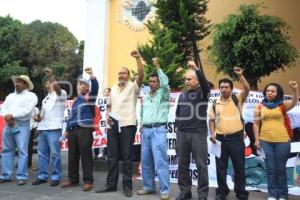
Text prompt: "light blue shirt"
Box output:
[[141, 69, 170, 125]]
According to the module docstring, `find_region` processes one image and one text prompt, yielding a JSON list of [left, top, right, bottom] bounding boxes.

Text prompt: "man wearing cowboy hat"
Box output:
[[0, 75, 38, 185]]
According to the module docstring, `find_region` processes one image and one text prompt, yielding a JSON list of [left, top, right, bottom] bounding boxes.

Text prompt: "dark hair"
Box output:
[[263, 83, 284, 101], [149, 72, 159, 82], [208, 81, 215, 90], [44, 76, 61, 96], [219, 78, 233, 89], [104, 88, 111, 92]]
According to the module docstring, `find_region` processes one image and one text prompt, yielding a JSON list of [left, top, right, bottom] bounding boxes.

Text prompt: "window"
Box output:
[[131, 1, 151, 22]]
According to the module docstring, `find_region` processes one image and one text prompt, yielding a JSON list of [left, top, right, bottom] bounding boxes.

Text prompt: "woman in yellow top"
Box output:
[[253, 81, 298, 200]]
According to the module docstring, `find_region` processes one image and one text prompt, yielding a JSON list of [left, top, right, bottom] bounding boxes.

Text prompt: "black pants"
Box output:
[[67, 127, 94, 183], [106, 125, 137, 190], [215, 132, 249, 200], [176, 129, 209, 200], [28, 128, 36, 168]]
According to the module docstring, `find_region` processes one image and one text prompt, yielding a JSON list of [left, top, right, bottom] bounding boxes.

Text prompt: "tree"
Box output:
[[138, 19, 184, 89], [0, 16, 27, 99], [0, 17, 83, 100], [15, 20, 82, 99], [209, 4, 298, 89], [155, 0, 211, 71]]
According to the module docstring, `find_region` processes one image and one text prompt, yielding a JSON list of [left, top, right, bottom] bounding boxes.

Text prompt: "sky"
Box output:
[[0, 0, 86, 41]]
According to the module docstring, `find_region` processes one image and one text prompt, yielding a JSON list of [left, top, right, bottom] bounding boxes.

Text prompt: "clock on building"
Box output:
[[120, 0, 156, 32]]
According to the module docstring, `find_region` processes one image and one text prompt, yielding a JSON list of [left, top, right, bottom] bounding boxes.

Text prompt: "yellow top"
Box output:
[[208, 93, 243, 134], [257, 105, 290, 142]]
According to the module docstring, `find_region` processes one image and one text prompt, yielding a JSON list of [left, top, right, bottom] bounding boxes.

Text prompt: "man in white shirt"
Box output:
[[31, 78, 67, 187], [0, 75, 38, 185]]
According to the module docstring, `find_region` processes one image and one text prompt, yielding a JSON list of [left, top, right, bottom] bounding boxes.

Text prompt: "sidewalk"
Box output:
[[0, 152, 298, 200]]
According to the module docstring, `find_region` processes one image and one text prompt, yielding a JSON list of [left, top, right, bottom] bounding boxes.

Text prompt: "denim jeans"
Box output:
[[1, 120, 30, 180], [37, 130, 62, 181], [260, 141, 290, 199], [141, 126, 170, 195]]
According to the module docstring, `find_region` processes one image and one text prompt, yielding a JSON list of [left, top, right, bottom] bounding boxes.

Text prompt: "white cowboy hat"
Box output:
[[11, 75, 34, 91]]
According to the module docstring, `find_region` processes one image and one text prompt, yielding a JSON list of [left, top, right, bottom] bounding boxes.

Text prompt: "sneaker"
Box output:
[[137, 188, 155, 195], [32, 178, 47, 185], [267, 198, 276, 200], [17, 179, 27, 185], [161, 194, 170, 200]]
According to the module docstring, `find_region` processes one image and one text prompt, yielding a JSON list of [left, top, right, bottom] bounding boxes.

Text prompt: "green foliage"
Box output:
[[0, 61, 28, 82], [0, 16, 83, 100], [155, 0, 211, 70], [0, 16, 22, 67], [138, 19, 184, 89], [209, 4, 298, 89]]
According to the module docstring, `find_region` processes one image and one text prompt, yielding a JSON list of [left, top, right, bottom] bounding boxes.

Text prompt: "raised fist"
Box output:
[[233, 66, 243, 75], [130, 50, 140, 58], [289, 81, 298, 89], [152, 57, 159, 68]]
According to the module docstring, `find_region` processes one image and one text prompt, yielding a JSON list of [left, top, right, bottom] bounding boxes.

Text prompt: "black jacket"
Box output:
[[175, 70, 210, 133]]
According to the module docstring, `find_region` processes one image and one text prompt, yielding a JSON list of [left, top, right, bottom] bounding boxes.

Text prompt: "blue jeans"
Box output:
[[37, 130, 62, 181], [1, 120, 30, 180], [260, 141, 290, 199], [141, 126, 170, 195]]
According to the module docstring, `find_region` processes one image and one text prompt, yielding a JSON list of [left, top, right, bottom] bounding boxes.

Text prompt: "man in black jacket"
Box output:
[[175, 61, 210, 200]]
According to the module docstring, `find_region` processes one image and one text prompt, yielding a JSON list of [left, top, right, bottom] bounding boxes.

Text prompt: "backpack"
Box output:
[[212, 94, 244, 124], [257, 103, 293, 139]]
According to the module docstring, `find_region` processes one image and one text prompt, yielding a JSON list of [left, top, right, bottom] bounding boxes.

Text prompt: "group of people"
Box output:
[[0, 50, 298, 200]]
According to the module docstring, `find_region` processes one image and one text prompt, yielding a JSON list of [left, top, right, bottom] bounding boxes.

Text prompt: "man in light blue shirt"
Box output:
[[137, 58, 170, 200]]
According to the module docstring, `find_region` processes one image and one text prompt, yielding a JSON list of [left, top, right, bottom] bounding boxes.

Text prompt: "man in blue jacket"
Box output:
[[61, 67, 99, 191]]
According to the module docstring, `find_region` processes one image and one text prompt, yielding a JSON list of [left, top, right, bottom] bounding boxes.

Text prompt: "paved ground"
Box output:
[[0, 152, 298, 200]]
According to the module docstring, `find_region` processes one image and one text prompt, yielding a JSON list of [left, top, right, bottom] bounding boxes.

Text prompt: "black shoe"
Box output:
[[32, 178, 47, 185], [124, 188, 133, 197], [0, 178, 12, 183], [95, 186, 117, 193], [50, 180, 60, 187], [176, 192, 192, 200]]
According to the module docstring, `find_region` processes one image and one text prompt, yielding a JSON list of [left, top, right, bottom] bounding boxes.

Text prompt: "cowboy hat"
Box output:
[[11, 75, 34, 91]]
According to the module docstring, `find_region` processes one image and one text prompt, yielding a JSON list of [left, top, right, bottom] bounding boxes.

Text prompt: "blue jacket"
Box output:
[[66, 78, 99, 131]]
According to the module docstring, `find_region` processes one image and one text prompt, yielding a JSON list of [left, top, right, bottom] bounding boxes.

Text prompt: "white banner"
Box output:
[[61, 90, 300, 195]]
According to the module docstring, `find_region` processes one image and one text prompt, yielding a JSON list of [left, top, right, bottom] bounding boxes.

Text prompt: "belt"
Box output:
[[216, 130, 243, 138], [143, 123, 167, 128]]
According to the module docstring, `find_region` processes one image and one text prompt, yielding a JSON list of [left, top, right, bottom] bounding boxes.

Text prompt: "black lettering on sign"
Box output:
[[169, 170, 178, 179], [167, 122, 175, 133], [168, 155, 178, 165], [99, 105, 106, 112], [100, 120, 106, 127], [168, 138, 176, 150], [207, 153, 210, 165], [97, 98, 104, 105]]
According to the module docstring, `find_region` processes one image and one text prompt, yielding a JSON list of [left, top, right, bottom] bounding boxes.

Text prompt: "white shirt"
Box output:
[[30, 107, 39, 130], [1, 89, 38, 121], [108, 81, 139, 127], [37, 90, 67, 130]]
